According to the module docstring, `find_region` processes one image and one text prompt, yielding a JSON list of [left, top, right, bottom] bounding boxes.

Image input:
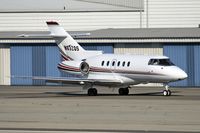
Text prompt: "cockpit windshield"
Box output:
[[148, 59, 175, 66]]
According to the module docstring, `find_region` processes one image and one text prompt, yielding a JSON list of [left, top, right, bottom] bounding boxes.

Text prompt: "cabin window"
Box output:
[[107, 61, 110, 66], [101, 61, 104, 66], [127, 61, 130, 67], [112, 61, 115, 66], [117, 61, 120, 66], [122, 61, 125, 67], [148, 59, 174, 66]]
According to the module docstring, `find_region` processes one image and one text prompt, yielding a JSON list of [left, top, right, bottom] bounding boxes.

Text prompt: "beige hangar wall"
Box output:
[[0, 44, 10, 85]]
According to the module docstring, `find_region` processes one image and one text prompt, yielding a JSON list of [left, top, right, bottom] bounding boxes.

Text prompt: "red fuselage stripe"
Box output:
[[57, 64, 162, 75]]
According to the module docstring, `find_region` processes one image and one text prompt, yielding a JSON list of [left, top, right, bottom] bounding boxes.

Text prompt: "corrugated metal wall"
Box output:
[[0, 12, 141, 31], [0, 0, 143, 12], [146, 0, 200, 28], [10, 43, 113, 85], [114, 43, 163, 55], [164, 44, 200, 87], [0, 44, 10, 85], [0, 0, 200, 31]]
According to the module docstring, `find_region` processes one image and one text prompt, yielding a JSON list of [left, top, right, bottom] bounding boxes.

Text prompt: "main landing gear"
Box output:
[[87, 88, 98, 96], [87, 87, 130, 96], [163, 85, 171, 96], [118, 87, 129, 95]]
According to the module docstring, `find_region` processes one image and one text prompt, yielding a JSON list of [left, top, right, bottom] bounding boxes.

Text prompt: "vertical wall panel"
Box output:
[[46, 45, 61, 85], [164, 44, 188, 87], [46, 45, 60, 77], [32, 46, 46, 85], [186, 46, 195, 86], [0, 44, 10, 85], [194, 45, 200, 86], [11, 45, 33, 85]]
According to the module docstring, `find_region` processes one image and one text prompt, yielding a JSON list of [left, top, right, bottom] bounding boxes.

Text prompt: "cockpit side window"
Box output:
[[148, 59, 158, 65], [148, 59, 174, 66]]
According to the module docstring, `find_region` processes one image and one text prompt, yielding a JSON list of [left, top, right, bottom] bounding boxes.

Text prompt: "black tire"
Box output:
[[88, 88, 97, 96], [93, 88, 97, 96], [119, 88, 124, 95], [118, 88, 129, 95], [124, 88, 129, 95], [167, 90, 172, 96]]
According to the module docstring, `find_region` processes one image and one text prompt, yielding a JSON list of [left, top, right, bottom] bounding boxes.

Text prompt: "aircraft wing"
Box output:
[[11, 76, 123, 86]]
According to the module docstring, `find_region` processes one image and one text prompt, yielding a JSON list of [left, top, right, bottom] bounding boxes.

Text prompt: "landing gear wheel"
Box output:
[[163, 84, 172, 96], [163, 90, 168, 96], [118, 88, 129, 95], [167, 90, 171, 96], [88, 88, 97, 96], [163, 90, 172, 96]]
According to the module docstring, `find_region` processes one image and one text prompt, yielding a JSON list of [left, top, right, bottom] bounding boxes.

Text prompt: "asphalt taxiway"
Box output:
[[0, 86, 200, 133]]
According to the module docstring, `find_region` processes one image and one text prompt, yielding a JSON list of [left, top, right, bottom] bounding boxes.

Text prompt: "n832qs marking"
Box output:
[[17, 21, 188, 96]]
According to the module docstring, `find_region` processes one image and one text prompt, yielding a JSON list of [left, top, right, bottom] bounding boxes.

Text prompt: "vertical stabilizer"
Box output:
[[46, 21, 85, 61]]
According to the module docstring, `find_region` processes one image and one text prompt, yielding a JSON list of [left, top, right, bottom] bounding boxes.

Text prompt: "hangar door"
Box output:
[[164, 44, 200, 87], [11, 43, 113, 85]]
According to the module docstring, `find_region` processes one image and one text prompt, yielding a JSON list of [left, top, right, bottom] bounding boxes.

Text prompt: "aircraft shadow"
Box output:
[[45, 90, 182, 97], [5, 91, 182, 99]]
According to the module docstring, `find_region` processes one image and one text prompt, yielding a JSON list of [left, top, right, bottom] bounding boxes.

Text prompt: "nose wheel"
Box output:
[[163, 85, 171, 96]]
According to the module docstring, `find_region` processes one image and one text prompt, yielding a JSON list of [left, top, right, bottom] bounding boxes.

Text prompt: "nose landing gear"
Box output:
[[163, 85, 171, 96]]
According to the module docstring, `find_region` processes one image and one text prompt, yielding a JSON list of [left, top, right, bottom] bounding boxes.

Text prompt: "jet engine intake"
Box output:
[[80, 61, 90, 75]]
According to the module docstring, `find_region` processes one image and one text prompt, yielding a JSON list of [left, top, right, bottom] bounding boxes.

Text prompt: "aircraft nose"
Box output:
[[178, 69, 188, 80]]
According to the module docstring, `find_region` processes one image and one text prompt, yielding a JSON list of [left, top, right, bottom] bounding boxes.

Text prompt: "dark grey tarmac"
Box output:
[[0, 86, 200, 133]]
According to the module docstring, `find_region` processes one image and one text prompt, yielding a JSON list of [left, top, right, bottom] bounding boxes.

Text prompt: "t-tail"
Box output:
[[46, 21, 102, 61]]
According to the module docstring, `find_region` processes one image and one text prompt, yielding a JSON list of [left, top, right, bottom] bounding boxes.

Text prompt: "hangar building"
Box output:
[[0, 0, 200, 87]]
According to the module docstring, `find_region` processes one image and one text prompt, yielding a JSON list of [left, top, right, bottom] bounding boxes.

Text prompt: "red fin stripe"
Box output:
[[59, 51, 73, 61]]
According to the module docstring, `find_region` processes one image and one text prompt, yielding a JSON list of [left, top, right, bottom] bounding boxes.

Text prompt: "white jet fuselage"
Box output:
[[58, 54, 187, 87]]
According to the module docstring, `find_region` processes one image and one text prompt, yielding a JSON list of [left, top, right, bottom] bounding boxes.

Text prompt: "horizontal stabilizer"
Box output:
[[18, 33, 91, 38]]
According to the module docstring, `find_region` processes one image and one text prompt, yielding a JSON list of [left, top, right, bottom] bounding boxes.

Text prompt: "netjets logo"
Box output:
[[64, 45, 79, 51]]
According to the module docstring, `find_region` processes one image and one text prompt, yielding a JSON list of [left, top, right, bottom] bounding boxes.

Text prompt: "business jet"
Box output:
[[18, 21, 188, 96]]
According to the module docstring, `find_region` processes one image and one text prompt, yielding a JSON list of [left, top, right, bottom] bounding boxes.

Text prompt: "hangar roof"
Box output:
[[1, 28, 200, 39], [1, 28, 200, 43], [80, 28, 200, 39]]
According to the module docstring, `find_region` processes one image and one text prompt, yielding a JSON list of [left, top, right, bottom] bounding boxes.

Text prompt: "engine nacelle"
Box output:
[[80, 61, 90, 75], [59, 60, 90, 75]]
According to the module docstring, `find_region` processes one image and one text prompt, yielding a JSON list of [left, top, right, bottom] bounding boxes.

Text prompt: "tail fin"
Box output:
[[46, 21, 86, 61]]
